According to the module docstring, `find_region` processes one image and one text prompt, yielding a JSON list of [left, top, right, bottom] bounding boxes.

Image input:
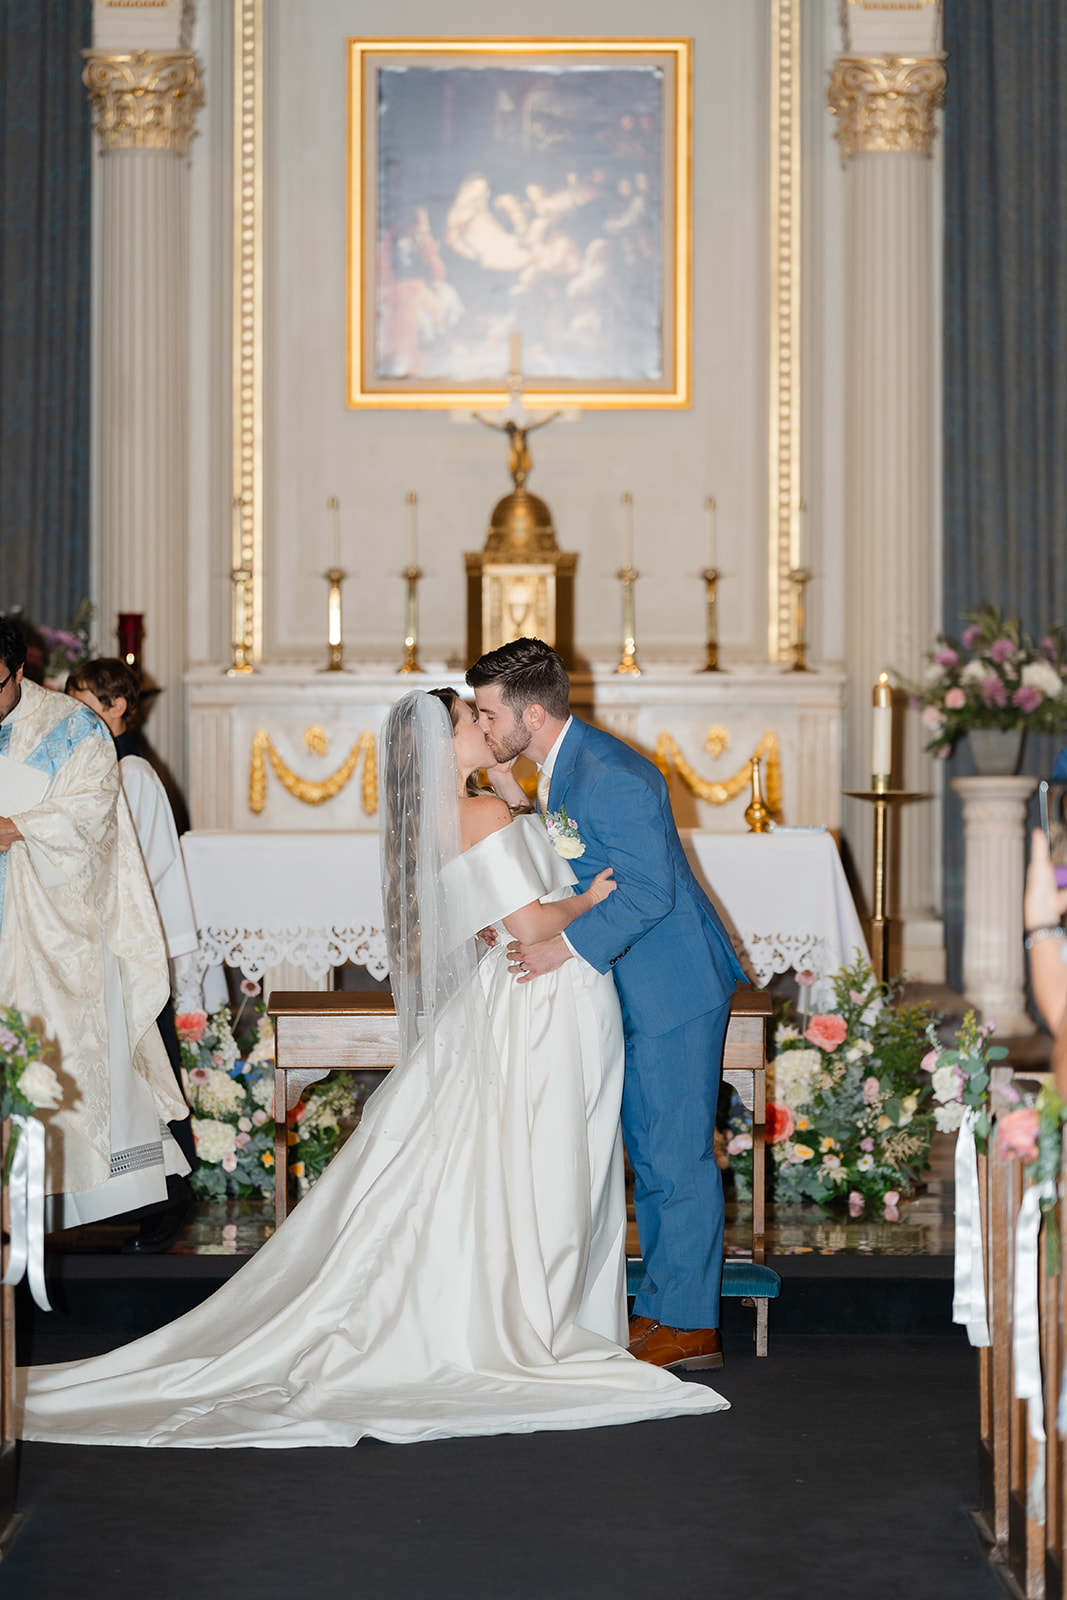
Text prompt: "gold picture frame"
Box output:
[[347, 36, 691, 410]]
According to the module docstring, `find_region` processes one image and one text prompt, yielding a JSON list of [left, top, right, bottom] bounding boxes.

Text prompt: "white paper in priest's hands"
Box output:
[[0, 754, 68, 889]]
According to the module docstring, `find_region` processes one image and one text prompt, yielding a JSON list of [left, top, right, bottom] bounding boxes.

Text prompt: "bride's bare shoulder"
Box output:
[[459, 793, 512, 853]]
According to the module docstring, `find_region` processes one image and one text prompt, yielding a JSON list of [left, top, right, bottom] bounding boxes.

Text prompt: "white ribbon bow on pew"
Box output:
[[952, 1107, 990, 1347], [2, 1113, 51, 1311]]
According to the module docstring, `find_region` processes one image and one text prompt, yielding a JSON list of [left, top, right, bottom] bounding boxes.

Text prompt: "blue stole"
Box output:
[[0, 705, 108, 931]]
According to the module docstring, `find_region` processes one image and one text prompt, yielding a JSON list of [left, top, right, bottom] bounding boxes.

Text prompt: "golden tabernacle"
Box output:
[[465, 415, 577, 667]]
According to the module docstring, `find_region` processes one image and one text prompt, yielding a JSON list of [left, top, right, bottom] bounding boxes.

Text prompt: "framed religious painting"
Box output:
[[347, 37, 691, 409]]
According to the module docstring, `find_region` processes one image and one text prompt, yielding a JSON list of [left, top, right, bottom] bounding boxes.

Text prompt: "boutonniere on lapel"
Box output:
[[544, 806, 586, 860]]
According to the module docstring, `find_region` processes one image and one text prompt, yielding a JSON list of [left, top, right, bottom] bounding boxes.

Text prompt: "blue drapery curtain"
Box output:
[[0, 1, 92, 628], [942, 0, 1067, 986]]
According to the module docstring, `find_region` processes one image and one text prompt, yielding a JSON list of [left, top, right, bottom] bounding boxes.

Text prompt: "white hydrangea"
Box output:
[[250, 1074, 276, 1109], [934, 1100, 966, 1133], [961, 659, 989, 685], [770, 1049, 822, 1109], [245, 1017, 275, 1067], [194, 1068, 245, 1118], [1022, 660, 1065, 699], [191, 1116, 238, 1163], [931, 1063, 961, 1105]]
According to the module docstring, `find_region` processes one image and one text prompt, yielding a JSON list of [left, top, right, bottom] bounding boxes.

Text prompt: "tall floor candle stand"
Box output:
[[842, 789, 926, 982]]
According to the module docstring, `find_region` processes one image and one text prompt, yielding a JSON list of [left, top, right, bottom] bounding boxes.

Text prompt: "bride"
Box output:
[[17, 691, 728, 1447]]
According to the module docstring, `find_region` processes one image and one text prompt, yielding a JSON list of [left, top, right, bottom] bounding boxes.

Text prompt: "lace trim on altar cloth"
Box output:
[[196, 924, 390, 982]]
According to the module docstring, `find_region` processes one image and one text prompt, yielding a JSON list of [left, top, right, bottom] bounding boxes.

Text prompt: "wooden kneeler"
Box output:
[[268, 982, 779, 1351]]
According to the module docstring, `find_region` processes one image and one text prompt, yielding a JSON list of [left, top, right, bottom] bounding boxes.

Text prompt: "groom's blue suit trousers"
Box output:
[[622, 995, 732, 1330]]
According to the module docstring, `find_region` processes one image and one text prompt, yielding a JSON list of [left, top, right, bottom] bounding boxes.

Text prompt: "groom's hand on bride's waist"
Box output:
[[507, 935, 572, 983]]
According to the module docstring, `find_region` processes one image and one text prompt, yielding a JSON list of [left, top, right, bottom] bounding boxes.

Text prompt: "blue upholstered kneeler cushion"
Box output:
[[626, 1258, 782, 1300]]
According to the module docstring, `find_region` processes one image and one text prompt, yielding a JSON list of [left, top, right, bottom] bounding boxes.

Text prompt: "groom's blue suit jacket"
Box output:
[[547, 718, 745, 1039]]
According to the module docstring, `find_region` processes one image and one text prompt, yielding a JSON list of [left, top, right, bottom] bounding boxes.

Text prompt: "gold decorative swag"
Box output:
[[249, 730, 378, 815], [655, 730, 783, 815]]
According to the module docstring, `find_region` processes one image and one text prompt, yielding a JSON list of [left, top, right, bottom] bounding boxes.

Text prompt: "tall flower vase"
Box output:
[[967, 728, 1024, 777]]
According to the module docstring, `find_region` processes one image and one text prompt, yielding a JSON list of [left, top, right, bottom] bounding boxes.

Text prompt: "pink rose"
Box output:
[[982, 674, 1007, 707], [848, 1191, 864, 1217], [920, 1049, 940, 1072], [189, 1066, 211, 1085], [221, 1223, 237, 1241], [883, 1196, 900, 1222], [944, 687, 966, 711], [235, 1132, 251, 1148], [860, 1137, 874, 1152], [863, 1076, 880, 1104], [221, 1153, 238, 1172], [922, 705, 944, 730], [997, 1106, 1040, 1164], [805, 1014, 849, 1053], [765, 1103, 795, 1145], [175, 1011, 208, 1044], [252, 1109, 268, 1127], [727, 1132, 752, 1155], [795, 969, 817, 987], [989, 637, 1015, 664], [1013, 685, 1042, 714]]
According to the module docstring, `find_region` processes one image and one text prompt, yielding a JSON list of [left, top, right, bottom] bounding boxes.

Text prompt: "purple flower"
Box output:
[[0, 1024, 20, 1054], [1013, 685, 1042, 714], [961, 624, 982, 650], [1043, 636, 1058, 658], [989, 637, 1015, 664], [982, 675, 1008, 707], [935, 648, 959, 668]]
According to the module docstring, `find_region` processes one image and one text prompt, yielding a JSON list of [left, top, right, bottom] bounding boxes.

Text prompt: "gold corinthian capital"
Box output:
[[83, 51, 204, 156], [827, 55, 946, 159]]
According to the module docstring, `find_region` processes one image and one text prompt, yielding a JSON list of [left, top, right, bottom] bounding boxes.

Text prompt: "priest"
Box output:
[[0, 617, 189, 1228]]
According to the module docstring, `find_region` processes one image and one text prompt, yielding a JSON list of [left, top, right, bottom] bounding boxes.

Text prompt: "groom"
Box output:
[[469, 638, 745, 1369]]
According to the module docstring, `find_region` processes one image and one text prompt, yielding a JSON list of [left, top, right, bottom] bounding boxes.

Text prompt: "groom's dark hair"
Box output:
[[466, 637, 570, 721]]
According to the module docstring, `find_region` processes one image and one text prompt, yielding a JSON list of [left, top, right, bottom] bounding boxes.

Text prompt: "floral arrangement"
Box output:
[[176, 996, 361, 1201], [0, 1008, 63, 1174], [724, 958, 937, 1218], [909, 605, 1067, 758], [545, 806, 585, 860], [3, 601, 93, 690]]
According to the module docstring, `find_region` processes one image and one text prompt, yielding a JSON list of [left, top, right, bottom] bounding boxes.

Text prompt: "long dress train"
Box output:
[[18, 817, 728, 1447]]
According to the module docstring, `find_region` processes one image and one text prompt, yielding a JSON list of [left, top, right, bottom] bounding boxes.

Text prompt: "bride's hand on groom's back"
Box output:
[[586, 868, 616, 907]]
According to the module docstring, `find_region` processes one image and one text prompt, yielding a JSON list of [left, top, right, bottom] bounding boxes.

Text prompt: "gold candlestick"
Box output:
[[745, 756, 772, 832], [614, 565, 641, 676], [842, 788, 927, 982], [319, 567, 348, 673], [227, 566, 255, 675], [699, 567, 723, 672], [785, 567, 813, 673], [397, 565, 425, 674]]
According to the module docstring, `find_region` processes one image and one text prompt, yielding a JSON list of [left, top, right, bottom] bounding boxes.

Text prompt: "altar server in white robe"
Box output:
[[0, 619, 189, 1226], [67, 657, 201, 1250]]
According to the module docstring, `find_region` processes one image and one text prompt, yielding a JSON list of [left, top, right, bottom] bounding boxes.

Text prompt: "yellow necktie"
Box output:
[[537, 769, 551, 814]]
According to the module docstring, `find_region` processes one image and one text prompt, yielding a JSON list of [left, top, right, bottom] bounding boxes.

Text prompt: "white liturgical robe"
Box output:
[[118, 752, 199, 964], [0, 680, 188, 1224]]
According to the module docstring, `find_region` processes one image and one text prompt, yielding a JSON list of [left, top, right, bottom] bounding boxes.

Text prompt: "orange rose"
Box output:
[[804, 1014, 849, 1052], [765, 1102, 795, 1144]]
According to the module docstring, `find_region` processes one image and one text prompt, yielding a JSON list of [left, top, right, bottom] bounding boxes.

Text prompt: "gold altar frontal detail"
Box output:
[[465, 417, 577, 666]]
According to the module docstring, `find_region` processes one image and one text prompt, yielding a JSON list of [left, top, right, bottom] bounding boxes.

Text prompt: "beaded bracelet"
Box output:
[[1024, 925, 1066, 949]]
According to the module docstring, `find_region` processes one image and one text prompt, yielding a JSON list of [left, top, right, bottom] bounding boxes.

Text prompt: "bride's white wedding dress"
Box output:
[[18, 815, 728, 1448]]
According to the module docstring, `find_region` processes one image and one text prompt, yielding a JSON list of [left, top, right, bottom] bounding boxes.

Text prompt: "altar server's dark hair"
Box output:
[[0, 617, 27, 675], [65, 657, 140, 714], [466, 637, 570, 721]]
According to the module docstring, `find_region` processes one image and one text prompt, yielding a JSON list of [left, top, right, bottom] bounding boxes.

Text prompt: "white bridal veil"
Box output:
[[379, 691, 493, 1131]]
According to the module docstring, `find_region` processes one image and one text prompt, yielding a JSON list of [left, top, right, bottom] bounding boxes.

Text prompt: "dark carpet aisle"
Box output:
[[3, 1335, 998, 1600]]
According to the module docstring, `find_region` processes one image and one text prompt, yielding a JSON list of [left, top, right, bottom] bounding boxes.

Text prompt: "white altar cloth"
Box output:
[[181, 828, 868, 995]]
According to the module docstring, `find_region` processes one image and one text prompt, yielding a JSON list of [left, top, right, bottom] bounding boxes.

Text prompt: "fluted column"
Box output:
[[952, 777, 1037, 1035], [84, 51, 203, 784], [829, 51, 947, 976]]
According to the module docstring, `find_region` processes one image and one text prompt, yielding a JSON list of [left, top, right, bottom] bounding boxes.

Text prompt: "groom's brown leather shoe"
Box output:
[[627, 1320, 724, 1371]]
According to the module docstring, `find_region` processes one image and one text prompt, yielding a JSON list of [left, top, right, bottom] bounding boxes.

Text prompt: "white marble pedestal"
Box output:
[[952, 776, 1038, 1035]]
